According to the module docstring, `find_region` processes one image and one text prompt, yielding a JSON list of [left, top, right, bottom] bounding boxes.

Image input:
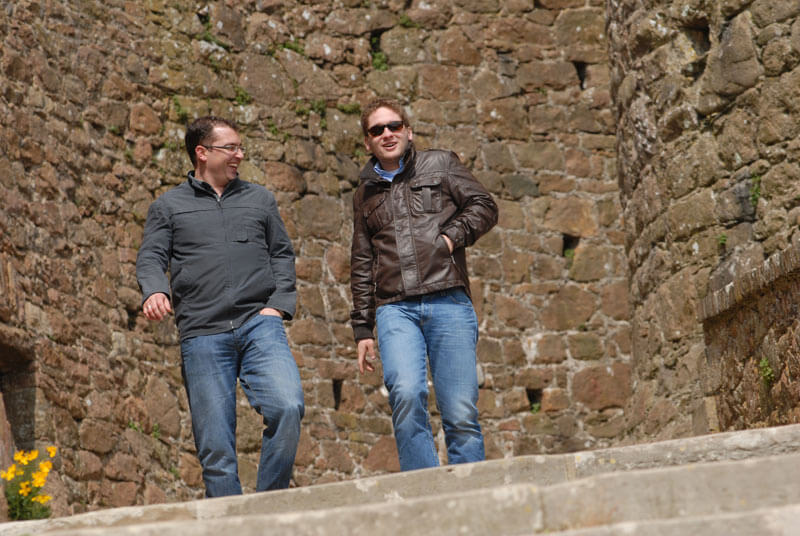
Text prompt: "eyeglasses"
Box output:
[[367, 121, 405, 137], [202, 144, 246, 154]]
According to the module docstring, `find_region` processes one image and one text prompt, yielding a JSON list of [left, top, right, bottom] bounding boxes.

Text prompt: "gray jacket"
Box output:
[[136, 173, 296, 340]]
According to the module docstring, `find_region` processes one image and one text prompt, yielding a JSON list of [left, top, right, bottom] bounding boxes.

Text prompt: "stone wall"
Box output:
[[607, 1, 800, 442], [700, 247, 800, 431], [0, 0, 627, 516]]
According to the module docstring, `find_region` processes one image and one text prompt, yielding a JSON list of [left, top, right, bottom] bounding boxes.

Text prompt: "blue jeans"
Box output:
[[376, 288, 485, 471], [180, 313, 304, 497]]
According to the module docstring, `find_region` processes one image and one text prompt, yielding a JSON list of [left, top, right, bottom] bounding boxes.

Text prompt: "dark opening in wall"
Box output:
[[332, 379, 343, 410], [526, 388, 543, 409], [562, 234, 580, 256], [681, 27, 710, 81], [196, 6, 210, 25], [0, 340, 37, 452], [573, 61, 588, 90], [685, 27, 710, 56]]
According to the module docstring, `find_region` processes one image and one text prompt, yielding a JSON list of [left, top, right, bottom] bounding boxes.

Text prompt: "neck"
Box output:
[[195, 168, 229, 197], [379, 160, 399, 171]]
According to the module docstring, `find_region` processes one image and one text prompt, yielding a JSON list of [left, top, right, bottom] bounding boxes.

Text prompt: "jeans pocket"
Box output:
[[446, 288, 472, 306]]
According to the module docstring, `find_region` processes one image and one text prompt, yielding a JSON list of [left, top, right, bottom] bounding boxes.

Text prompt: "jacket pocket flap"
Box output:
[[410, 175, 442, 189]]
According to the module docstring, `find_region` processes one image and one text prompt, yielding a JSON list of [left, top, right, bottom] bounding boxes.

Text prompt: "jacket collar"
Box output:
[[187, 171, 242, 197]]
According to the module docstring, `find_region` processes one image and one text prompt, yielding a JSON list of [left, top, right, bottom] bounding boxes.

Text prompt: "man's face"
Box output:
[[364, 107, 412, 171], [197, 126, 243, 184]]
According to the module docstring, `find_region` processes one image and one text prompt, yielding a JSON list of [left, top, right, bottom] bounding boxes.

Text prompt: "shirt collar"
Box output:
[[373, 157, 404, 182]]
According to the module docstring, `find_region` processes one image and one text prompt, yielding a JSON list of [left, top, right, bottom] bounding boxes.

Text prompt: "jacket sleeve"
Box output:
[[136, 201, 173, 304], [440, 151, 499, 249], [349, 186, 377, 341], [263, 192, 297, 319]]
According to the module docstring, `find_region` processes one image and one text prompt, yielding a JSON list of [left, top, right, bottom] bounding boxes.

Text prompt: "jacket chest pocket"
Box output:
[[363, 193, 391, 235], [410, 176, 443, 214]]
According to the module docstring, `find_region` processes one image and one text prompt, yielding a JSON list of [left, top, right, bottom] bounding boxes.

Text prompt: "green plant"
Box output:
[[151, 423, 161, 440], [759, 357, 775, 386], [530, 402, 541, 414], [372, 50, 389, 71], [267, 120, 289, 142], [199, 22, 231, 51], [295, 101, 310, 116], [564, 248, 575, 268], [399, 13, 420, 28], [128, 420, 143, 433], [124, 147, 134, 163], [234, 86, 252, 106], [2, 447, 58, 520], [717, 234, 728, 247], [208, 56, 221, 73], [169, 466, 180, 479], [749, 175, 761, 207], [172, 96, 189, 123], [108, 125, 120, 135], [281, 40, 305, 55], [310, 99, 326, 116], [337, 102, 361, 115]]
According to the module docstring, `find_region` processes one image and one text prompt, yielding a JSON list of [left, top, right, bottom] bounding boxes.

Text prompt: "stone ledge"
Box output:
[[698, 247, 800, 321]]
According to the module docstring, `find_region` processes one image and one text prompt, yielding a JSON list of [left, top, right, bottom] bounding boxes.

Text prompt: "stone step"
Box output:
[[15, 451, 800, 536], [4, 423, 800, 535], [545, 504, 800, 536]]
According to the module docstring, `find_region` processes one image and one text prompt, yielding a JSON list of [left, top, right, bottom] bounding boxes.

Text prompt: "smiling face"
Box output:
[[195, 125, 243, 191], [364, 107, 412, 171]]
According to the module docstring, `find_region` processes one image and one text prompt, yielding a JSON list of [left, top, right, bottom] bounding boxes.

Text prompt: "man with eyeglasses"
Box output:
[[350, 99, 498, 471], [136, 116, 304, 496]]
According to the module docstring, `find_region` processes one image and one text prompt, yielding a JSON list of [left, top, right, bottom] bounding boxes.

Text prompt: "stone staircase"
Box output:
[[4, 424, 800, 535]]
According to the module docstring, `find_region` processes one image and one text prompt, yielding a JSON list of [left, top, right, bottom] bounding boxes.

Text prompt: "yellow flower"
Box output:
[[39, 460, 53, 473], [47, 446, 57, 458], [31, 494, 52, 504], [28, 450, 39, 462], [13, 451, 25, 464], [32, 471, 47, 488], [19, 481, 32, 497], [1, 464, 16, 481]]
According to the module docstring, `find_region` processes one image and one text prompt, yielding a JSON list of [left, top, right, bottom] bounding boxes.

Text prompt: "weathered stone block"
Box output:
[[543, 197, 598, 237], [567, 332, 604, 360], [541, 286, 596, 331], [572, 363, 632, 410]]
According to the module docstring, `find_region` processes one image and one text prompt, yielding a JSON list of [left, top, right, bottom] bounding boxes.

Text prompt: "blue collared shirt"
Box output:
[[374, 158, 404, 182]]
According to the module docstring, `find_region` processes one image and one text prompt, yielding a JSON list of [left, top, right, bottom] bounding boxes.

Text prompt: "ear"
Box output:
[[364, 137, 371, 154], [407, 126, 413, 141], [195, 144, 207, 164]]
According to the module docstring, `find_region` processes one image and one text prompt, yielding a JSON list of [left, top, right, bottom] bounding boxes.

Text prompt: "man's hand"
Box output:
[[441, 234, 454, 253], [143, 293, 172, 321], [357, 338, 377, 374], [259, 307, 284, 318]]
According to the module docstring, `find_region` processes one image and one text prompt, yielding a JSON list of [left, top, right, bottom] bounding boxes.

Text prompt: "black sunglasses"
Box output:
[[367, 121, 405, 137]]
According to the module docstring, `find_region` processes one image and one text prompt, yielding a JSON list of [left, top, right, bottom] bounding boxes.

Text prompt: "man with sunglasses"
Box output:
[[350, 99, 498, 471], [136, 116, 304, 496]]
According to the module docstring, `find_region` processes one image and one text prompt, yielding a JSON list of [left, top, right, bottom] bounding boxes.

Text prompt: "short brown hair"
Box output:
[[185, 116, 238, 167], [360, 98, 410, 136]]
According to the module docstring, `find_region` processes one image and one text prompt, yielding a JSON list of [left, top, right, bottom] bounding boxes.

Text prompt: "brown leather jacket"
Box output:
[[350, 145, 498, 341]]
